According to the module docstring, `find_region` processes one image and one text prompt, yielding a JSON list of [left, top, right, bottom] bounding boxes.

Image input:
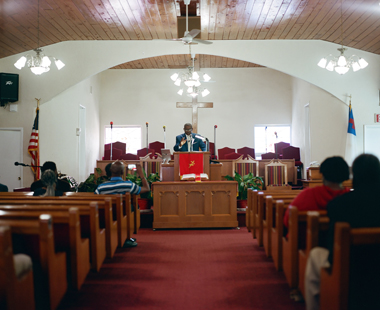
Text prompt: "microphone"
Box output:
[[195, 134, 206, 142], [14, 162, 26, 167]]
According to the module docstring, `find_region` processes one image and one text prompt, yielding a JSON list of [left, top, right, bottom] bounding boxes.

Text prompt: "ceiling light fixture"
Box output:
[[317, 0, 368, 75], [170, 51, 211, 97], [14, 0, 65, 75]]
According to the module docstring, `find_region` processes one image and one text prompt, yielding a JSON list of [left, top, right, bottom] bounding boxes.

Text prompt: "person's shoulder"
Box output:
[[31, 180, 43, 191]]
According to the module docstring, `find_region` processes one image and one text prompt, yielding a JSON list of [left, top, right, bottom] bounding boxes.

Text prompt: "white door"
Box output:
[[78, 105, 86, 183], [0, 128, 23, 191], [364, 125, 380, 159]]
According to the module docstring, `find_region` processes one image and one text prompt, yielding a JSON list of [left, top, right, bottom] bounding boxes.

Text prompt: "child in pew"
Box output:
[[95, 161, 150, 247], [33, 169, 64, 197], [283, 156, 350, 229], [305, 154, 380, 310]]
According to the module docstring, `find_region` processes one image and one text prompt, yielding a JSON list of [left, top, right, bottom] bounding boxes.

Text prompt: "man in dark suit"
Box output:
[[173, 123, 206, 152]]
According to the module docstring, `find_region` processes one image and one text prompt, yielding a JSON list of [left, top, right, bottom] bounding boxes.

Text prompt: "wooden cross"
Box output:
[[176, 97, 213, 134]]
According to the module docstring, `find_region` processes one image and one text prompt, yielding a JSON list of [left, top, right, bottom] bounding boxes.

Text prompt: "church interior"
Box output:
[[1, 0, 380, 309]]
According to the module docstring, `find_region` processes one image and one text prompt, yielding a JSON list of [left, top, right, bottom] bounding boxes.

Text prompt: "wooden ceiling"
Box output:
[[2, 0, 380, 69]]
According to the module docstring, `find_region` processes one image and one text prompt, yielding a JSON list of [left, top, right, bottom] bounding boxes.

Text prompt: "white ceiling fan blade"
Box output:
[[192, 38, 213, 45], [188, 29, 201, 38]]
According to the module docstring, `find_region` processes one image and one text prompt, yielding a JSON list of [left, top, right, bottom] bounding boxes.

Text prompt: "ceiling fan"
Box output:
[[169, 0, 212, 45]]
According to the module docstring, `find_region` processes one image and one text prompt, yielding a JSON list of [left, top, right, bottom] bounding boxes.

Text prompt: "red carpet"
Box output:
[[58, 228, 305, 310]]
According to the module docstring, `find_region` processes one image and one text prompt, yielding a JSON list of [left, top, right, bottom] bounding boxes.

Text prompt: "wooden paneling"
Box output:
[[1, 0, 380, 64]]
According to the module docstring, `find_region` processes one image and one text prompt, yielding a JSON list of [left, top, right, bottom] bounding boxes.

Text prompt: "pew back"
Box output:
[[320, 223, 380, 310]]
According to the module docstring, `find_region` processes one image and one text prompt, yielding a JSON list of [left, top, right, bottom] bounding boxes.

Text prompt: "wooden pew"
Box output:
[[0, 225, 35, 310], [0, 208, 90, 290], [320, 223, 380, 310], [282, 206, 326, 289], [298, 211, 329, 297], [248, 189, 300, 237], [252, 190, 301, 246], [0, 215, 67, 310], [262, 196, 294, 258], [0, 196, 116, 258], [0, 191, 136, 246], [0, 201, 106, 272]]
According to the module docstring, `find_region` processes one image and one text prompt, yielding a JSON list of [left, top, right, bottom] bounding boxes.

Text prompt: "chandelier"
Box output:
[[317, 0, 367, 75], [14, 0, 65, 75], [170, 53, 211, 98]]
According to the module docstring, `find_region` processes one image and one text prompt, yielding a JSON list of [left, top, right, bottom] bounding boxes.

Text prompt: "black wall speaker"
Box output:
[[0, 73, 19, 106]]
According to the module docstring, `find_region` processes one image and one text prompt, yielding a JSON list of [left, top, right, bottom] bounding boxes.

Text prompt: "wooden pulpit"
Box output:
[[173, 152, 210, 181]]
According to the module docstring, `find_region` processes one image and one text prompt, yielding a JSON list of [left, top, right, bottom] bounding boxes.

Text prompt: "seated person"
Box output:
[[31, 161, 71, 192], [305, 154, 380, 310], [283, 156, 349, 228], [95, 161, 150, 247], [33, 169, 63, 197], [173, 123, 206, 152]]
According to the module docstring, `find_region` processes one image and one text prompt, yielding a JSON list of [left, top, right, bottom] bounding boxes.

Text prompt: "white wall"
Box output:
[[98, 68, 293, 156], [38, 75, 101, 184], [291, 78, 348, 167]]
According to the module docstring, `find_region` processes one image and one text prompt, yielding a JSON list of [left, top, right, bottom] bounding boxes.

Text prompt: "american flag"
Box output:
[[28, 106, 40, 179]]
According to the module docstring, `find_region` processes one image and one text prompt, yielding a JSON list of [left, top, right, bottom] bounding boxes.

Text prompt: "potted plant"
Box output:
[[78, 168, 108, 192], [224, 172, 263, 209], [125, 169, 160, 210]]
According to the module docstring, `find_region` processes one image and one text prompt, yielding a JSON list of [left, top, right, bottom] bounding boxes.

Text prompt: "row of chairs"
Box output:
[[247, 188, 380, 309], [0, 191, 140, 310]]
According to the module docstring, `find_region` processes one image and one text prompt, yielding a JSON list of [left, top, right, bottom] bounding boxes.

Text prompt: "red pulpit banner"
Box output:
[[179, 153, 204, 176]]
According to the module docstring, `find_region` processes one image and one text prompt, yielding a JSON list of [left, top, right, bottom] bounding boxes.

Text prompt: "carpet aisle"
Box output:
[[58, 227, 305, 310]]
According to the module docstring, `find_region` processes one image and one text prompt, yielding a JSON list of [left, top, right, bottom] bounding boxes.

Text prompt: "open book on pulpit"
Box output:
[[174, 152, 210, 182]]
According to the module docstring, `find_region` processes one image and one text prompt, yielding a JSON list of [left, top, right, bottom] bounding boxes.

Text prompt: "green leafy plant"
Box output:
[[224, 172, 263, 200], [125, 169, 160, 199], [78, 168, 108, 192]]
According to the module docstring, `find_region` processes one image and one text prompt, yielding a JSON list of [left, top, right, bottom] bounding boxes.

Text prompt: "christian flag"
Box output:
[[179, 153, 204, 181], [345, 103, 357, 166], [28, 106, 40, 179]]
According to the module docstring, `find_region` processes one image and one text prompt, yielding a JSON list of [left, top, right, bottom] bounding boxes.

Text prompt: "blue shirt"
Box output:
[[95, 177, 141, 195]]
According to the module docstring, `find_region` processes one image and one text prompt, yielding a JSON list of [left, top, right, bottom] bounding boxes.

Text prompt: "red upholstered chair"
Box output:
[[237, 147, 255, 159], [218, 147, 235, 159], [283, 146, 303, 183], [103, 148, 122, 160], [261, 152, 276, 159], [137, 148, 155, 159], [148, 141, 165, 155], [104, 141, 126, 154], [225, 152, 244, 160], [282, 146, 301, 163], [274, 142, 290, 159], [120, 153, 139, 160], [209, 142, 217, 160]]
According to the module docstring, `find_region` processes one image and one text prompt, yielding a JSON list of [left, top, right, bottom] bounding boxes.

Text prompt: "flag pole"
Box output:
[[146, 122, 149, 153], [163, 126, 166, 148], [214, 125, 217, 158], [34, 98, 41, 181], [110, 121, 113, 160]]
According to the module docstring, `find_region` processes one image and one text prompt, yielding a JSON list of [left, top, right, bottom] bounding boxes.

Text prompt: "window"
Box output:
[[254, 125, 291, 158], [105, 125, 141, 154]]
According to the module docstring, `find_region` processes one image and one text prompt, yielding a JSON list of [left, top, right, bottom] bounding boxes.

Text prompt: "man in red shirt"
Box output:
[[283, 156, 350, 228]]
